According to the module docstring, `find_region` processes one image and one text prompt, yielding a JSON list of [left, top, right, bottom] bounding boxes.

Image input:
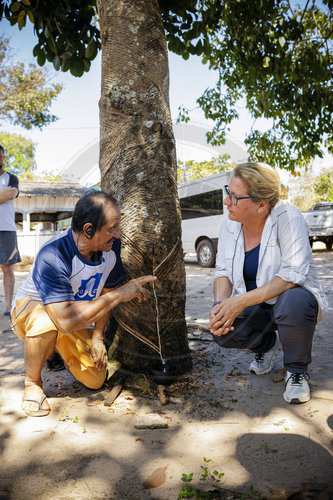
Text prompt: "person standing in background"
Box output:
[[0, 145, 21, 316]]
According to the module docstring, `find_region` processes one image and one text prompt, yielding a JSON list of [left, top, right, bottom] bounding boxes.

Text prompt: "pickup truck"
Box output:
[[303, 202, 333, 250]]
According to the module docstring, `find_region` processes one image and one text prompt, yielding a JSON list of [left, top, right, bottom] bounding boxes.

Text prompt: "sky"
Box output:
[[1, 18, 332, 177]]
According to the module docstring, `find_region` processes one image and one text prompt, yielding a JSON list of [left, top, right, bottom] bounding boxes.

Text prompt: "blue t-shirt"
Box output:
[[243, 244, 260, 292], [14, 228, 126, 306]]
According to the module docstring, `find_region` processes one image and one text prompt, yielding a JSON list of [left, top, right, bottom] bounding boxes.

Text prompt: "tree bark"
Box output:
[[97, 0, 191, 374]]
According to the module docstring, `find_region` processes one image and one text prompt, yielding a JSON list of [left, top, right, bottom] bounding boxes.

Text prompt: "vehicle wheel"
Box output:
[[325, 239, 332, 251], [197, 239, 215, 267], [309, 238, 313, 248]]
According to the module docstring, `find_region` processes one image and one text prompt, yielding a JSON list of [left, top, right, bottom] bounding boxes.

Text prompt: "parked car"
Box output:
[[302, 202, 333, 250]]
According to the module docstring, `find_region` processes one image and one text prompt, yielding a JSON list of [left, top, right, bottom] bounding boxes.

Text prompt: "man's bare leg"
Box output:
[[1, 264, 15, 313], [22, 330, 58, 415]]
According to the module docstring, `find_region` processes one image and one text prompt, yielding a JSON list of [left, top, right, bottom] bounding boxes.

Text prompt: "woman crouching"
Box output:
[[209, 162, 327, 404]]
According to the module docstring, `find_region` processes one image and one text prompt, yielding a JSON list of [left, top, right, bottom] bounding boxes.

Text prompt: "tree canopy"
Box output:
[[314, 168, 333, 201], [168, 0, 333, 172], [177, 153, 232, 182], [1, 0, 332, 170], [0, 131, 62, 180], [0, 131, 36, 176], [0, 36, 62, 129]]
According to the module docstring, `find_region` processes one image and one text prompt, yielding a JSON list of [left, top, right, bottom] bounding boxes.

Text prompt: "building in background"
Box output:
[[14, 182, 86, 258]]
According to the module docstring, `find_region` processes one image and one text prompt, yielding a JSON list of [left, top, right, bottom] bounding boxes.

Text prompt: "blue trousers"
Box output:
[[212, 287, 318, 373]]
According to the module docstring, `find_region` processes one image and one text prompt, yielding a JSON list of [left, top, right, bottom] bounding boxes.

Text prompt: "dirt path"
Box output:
[[0, 248, 332, 499]]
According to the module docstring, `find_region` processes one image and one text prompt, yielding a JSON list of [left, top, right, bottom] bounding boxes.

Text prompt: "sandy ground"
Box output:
[[0, 244, 332, 499]]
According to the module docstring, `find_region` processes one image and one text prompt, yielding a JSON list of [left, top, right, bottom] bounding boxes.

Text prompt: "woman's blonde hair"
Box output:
[[233, 162, 281, 208]]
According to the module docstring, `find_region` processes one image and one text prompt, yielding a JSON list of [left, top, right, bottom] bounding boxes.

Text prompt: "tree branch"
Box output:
[[287, 0, 294, 15], [300, 0, 311, 22]]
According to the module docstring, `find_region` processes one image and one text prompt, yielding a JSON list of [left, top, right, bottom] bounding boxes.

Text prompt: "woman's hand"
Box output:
[[209, 296, 244, 336]]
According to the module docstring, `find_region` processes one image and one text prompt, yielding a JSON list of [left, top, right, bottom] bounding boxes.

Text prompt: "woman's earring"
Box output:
[[257, 209, 261, 213]]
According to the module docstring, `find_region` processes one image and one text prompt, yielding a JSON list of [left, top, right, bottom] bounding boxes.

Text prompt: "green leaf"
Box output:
[[10, 2, 21, 13], [32, 44, 40, 57], [47, 32, 57, 54], [69, 58, 83, 76], [263, 56, 270, 67], [27, 10, 34, 23], [53, 55, 61, 70], [85, 38, 96, 59], [21, 0, 31, 5], [61, 58, 70, 72], [83, 59, 91, 72], [37, 50, 46, 66], [17, 10, 26, 30], [279, 36, 286, 47]]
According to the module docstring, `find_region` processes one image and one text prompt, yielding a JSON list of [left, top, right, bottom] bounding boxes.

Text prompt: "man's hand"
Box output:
[[90, 337, 108, 371], [117, 275, 157, 303], [209, 296, 244, 336]]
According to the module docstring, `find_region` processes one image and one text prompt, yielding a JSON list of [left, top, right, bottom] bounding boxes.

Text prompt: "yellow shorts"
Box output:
[[12, 297, 106, 389]]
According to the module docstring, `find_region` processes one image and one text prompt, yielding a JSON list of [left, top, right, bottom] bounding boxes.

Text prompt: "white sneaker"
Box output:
[[249, 334, 281, 375], [283, 371, 310, 404]]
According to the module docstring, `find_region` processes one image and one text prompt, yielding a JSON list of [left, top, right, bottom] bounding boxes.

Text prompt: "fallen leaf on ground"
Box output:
[[143, 466, 168, 489]]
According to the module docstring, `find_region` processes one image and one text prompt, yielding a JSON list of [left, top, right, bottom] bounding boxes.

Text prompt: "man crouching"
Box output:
[[11, 190, 156, 417]]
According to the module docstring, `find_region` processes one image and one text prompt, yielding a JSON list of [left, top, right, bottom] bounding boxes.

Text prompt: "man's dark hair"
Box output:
[[71, 190, 118, 234], [0, 145, 5, 153]]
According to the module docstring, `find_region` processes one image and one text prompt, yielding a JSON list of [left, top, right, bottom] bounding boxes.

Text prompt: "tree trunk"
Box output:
[[97, 0, 191, 374]]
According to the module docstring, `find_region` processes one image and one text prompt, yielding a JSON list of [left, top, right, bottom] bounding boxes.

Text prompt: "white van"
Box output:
[[178, 171, 232, 267]]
